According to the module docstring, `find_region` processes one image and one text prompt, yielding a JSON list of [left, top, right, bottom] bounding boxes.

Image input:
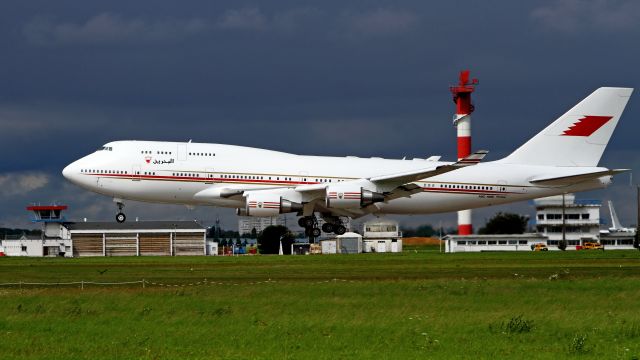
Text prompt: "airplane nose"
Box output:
[[62, 163, 75, 181]]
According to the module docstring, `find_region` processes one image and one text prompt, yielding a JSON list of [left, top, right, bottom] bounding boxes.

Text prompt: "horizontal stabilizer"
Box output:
[[530, 169, 629, 186]]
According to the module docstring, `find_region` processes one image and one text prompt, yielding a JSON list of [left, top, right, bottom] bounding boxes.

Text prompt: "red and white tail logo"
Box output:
[[562, 115, 612, 136], [500, 87, 633, 167]]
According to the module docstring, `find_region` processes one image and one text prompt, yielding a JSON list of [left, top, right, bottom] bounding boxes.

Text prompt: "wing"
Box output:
[[294, 150, 488, 216], [368, 150, 488, 191], [194, 150, 488, 218]]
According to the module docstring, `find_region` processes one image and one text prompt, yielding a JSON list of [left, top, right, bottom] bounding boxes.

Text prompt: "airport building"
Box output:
[[0, 205, 207, 257], [444, 194, 636, 252], [444, 233, 547, 253], [238, 215, 286, 235], [68, 221, 206, 257], [534, 194, 600, 246], [362, 218, 403, 253]]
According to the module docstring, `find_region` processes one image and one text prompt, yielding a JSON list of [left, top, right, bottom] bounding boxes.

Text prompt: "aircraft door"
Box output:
[[132, 165, 141, 181], [178, 144, 187, 161], [205, 168, 215, 184], [497, 180, 507, 192]]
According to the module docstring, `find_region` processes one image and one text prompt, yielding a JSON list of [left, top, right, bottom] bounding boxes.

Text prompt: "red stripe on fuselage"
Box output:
[[84, 173, 520, 195]]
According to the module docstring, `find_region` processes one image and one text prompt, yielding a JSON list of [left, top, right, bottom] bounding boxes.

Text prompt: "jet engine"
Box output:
[[241, 193, 303, 216], [325, 185, 385, 209]]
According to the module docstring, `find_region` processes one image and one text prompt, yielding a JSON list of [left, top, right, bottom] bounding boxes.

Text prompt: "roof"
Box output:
[[27, 205, 68, 211], [65, 221, 205, 231], [363, 218, 398, 225], [337, 232, 363, 238], [443, 233, 546, 240]]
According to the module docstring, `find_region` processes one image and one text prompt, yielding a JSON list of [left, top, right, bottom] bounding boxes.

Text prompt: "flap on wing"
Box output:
[[530, 169, 629, 186], [194, 184, 285, 200], [295, 183, 328, 192], [369, 150, 488, 185]]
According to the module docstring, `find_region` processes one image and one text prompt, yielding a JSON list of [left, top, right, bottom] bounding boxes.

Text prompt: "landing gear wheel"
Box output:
[[298, 217, 307, 227], [335, 225, 347, 235], [322, 223, 335, 233], [116, 212, 126, 223], [303, 217, 315, 228], [311, 227, 321, 237]]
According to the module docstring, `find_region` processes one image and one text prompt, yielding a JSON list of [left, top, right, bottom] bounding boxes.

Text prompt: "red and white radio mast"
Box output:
[[450, 70, 478, 235]]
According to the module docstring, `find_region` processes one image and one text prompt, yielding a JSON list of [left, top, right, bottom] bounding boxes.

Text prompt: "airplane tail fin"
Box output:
[[499, 87, 633, 167], [608, 200, 623, 230]]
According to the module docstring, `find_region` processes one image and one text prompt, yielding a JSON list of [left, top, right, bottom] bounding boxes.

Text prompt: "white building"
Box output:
[[534, 194, 601, 246], [238, 216, 286, 235], [444, 233, 547, 253], [362, 218, 403, 253], [320, 232, 363, 254], [0, 234, 70, 257], [444, 194, 637, 252]]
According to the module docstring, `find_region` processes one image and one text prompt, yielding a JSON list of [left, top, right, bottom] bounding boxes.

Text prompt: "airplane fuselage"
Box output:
[[62, 140, 610, 215]]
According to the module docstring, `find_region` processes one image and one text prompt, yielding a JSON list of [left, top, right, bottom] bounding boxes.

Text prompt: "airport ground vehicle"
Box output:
[[582, 242, 604, 250], [531, 243, 549, 251]]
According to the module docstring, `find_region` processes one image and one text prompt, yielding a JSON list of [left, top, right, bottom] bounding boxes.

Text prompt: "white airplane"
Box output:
[[604, 200, 635, 233], [63, 87, 633, 236]]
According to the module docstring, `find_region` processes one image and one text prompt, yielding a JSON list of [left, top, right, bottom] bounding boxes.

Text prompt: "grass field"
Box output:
[[1, 250, 640, 359]]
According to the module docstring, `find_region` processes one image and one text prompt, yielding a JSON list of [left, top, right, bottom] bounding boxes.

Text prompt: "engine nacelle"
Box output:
[[243, 194, 303, 216], [326, 186, 385, 209]]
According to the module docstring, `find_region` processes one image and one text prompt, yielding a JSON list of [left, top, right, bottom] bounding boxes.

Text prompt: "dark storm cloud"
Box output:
[[531, 0, 640, 33], [1, 0, 640, 229], [23, 13, 208, 45]]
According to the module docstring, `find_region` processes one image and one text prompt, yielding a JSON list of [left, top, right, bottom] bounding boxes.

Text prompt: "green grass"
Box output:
[[1, 250, 640, 359]]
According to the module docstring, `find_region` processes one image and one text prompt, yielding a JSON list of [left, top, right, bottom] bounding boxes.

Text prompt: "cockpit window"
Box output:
[[98, 146, 113, 151]]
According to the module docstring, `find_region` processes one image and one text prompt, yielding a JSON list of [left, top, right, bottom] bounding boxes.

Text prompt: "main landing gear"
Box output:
[[321, 216, 347, 235], [298, 216, 321, 238], [298, 215, 347, 239], [115, 201, 126, 223]]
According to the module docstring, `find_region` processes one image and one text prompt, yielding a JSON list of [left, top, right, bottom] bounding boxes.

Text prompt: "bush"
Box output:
[[489, 315, 534, 334], [568, 334, 589, 354], [558, 239, 567, 251], [504, 315, 534, 334], [478, 212, 528, 234], [257, 225, 295, 254]]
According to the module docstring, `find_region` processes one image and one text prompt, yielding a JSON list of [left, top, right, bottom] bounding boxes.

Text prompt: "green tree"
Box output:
[[257, 225, 295, 255], [0, 228, 41, 237], [558, 239, 568, 251], [478, 212, 529, 235], [402, 224, 436, 237], [251, 227, 258, 239], [221, 230, 240, 238]]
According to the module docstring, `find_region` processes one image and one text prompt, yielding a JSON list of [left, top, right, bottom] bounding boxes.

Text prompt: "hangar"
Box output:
[[3, 205, 207, 257], [67, 221, 206, 257]]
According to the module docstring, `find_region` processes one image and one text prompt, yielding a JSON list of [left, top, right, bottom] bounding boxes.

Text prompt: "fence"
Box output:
[[0, 278, 353, 289]]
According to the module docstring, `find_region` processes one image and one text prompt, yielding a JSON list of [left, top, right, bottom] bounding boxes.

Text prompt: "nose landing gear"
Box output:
[[115, 201, 126, 223]]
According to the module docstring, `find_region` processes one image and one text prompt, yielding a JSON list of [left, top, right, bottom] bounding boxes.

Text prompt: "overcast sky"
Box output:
[[1, 0, 639, 231]]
